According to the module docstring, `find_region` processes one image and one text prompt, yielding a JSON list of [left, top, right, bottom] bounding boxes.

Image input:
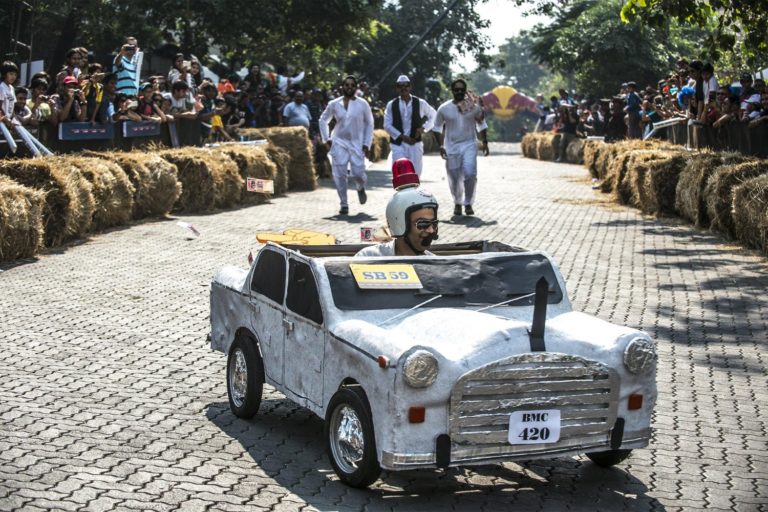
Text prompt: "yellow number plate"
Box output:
[[349, 264, 423, 289]]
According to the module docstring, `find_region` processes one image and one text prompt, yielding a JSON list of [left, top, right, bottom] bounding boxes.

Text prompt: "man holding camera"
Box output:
[[114, 36, 140, 96], [56, 76, 87, 123]]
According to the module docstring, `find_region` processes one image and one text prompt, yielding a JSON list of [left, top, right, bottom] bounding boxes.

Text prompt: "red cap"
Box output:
[[62, 76, 78, 85], [392, 158, 420, 190]]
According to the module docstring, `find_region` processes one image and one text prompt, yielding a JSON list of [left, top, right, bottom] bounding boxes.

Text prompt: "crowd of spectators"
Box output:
[[0, 37, 389, 150], [534, 58, 768, 153]]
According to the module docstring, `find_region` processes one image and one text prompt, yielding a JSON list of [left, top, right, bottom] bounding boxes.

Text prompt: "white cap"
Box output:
[[396, 74, 410, 84]]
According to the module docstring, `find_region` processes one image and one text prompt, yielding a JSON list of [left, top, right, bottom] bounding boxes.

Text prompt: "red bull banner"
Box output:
[[58, 122, 114, 141], [483, 86, 540, 118]]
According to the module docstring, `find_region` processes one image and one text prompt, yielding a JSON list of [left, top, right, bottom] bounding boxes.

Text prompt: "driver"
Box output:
[[355, 173, 439, 257]]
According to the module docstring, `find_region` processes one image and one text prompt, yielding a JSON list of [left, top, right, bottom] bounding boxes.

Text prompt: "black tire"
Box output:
[[324, 387, 381, 488], [226, 336, 264, 419], [586, 449, 633, 467]]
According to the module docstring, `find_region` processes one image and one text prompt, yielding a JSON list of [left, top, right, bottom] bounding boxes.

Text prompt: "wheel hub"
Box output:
[[332, 405, 365, 472], [229, 348, 248, 408]]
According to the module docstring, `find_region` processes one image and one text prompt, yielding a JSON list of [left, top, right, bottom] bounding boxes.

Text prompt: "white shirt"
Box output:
[[319, 96, 374, 148], [384, 96, 436, 141], [702, 76, 719, 102], [354, 240, 434, 257], [432, 100, 488, 153], [0, 82, 14, 119]]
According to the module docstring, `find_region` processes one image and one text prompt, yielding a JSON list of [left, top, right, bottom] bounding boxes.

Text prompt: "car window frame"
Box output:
[[250, 248, 287, 305], [285, 257, 324, 325]]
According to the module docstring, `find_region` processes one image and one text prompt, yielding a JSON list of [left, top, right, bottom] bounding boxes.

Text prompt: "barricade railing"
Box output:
[[650, 119, 767, 157]]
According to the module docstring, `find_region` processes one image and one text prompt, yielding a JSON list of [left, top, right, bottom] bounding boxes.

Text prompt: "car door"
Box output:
[[283, 257, 325, 406], [249, 248, 287, 385]]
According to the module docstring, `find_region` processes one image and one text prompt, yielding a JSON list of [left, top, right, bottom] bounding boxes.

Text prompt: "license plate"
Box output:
[[508, 409, 561, 444]]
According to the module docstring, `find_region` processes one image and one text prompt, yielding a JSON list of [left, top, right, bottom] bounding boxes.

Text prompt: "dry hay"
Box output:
[[582, 139, 604, 178], [0, 175, 45, 261], [239, 127, 316, 191], [521, 133, 536, 158], [314, 142, 332, 178], [705, 160, 768, 239], [623, 152, 680, 209], [218, 145, 277, 204], [675, 151, 752, 228], [0, 158, 94, 247], [641, 153, 689, 215], [595, 143, 620, 180], [733, 174, 768, 255], [263, 144, 290, 195], [60, 156, 135, 231], [159, 148, 242, 212], [536, 133, 561, 161], [566, 138, 584, 164], [84, 151, 181, 219], [370, 129, 391, 162]]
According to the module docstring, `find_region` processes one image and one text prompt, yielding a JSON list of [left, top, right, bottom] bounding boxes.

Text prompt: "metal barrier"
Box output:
[[652, 119, 768, 157]]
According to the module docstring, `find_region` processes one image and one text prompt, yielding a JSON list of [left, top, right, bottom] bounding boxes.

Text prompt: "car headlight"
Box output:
[[624, 337, 656, 374], [403, 350, 439, 388]]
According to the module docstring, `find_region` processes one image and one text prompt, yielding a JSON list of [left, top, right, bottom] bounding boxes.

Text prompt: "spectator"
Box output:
[[624, 81, 642, 138], [135, 83, 165, 122], [0, 61, 18, 127], [189, 59, 203, 93], [738, 73, 755, 120], [306, 88, 324, 138], [55, 75, 87, 123], [250, 90, 271, 127], [244, 63, 270, 95], [748, 92, 768, 127], [114, 37, 140, 96], [82, 63, 107, 124], [701, 62, 718, 105], [282, 90, 311, 129], [27, 78, 55, 127], [218, 75, 236, 96], [111, 93, 141, 122], [55, 48, 81, 87], [742, 94, 762, 123], [221, 97, 244, 135], [555, 104, 578, 162], [269, 93, 284, 126], [605, 96, 626, 142], [13, 87, 33, 126], [640, 99, 663, 138], [197, 82, 218, 138], [168, 54, 190, 90], [169, 80, 197, 119]]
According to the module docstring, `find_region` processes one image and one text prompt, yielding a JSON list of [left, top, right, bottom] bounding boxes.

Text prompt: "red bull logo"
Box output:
[[483, 85, 540, 118]]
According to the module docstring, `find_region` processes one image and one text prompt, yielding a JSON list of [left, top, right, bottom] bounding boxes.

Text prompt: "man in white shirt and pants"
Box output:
[[319, 75, 374, 215], [383, 75, 436, 177], [432, 78, 489, 216]]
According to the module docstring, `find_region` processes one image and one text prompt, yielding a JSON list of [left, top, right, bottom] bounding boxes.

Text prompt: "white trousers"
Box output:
[[332, 164, 367, 207], [444, 143, 478, 206], [390, 141, 424, 176]]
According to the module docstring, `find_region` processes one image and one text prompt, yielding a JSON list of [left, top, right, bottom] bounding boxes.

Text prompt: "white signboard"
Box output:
[[508, 410, 561, 444], [246, 178, 274, 193]]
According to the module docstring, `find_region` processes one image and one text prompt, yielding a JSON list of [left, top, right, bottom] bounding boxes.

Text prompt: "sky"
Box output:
[[452, 0, 551, 72]]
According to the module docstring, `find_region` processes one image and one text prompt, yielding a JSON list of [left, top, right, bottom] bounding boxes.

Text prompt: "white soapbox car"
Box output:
[[209, 240, 657, 487]]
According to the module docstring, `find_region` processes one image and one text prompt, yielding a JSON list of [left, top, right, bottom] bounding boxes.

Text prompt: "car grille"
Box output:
[[449, 353, 618, 462]]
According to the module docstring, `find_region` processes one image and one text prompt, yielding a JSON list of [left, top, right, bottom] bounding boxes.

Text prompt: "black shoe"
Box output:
[[357, 188, 367, 205], [453, 204, 462, 216], [465, 205, 474, 216], [339, 206, 349, 215]]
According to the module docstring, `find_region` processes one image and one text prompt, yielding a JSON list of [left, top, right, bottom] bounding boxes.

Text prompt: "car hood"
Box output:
[[331, 307, 639, 365]]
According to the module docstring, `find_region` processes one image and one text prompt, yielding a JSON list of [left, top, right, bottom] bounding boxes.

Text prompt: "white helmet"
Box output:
[[385, 186, 439, 237]]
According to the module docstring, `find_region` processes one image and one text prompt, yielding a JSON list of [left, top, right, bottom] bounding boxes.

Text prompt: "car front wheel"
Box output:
[[586, 449, 633, 467], [325, 387, 381, 488], [226, 336, 264, 419]]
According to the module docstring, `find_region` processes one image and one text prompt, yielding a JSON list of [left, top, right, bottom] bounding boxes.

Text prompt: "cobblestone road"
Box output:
[[1, 144, 766, 511]]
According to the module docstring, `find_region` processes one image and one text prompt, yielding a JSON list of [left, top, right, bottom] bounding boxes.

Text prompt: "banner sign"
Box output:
[[246, 178, 274, 193], [123, 121, 162, 138], [58, 122, 114, 141]]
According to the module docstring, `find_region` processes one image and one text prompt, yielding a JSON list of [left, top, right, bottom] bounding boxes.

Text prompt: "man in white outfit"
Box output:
[[383, 75, 436, 176], [319, 75, 374, 215], [432, 78, 489, 216]]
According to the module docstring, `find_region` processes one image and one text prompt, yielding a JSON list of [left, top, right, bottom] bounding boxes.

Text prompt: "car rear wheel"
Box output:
[[227, 336, 264, 419], [586, 449, 633, 467], [325, 387, 381, 488]]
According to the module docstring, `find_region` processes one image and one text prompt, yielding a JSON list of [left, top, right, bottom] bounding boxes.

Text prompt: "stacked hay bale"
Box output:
[[263, 144, 290, 195], [0, 159, 94, 247], [638, 153, 689, 215], [536, 133, 561, 161], [521, 133, 544, 159], [239, 127, 316, 190], [582, 139, 604, 178], [60, 156, 135, 230], [565, 138, 584, 164], [705, 161, 768, 238], [733, 174, 768, 256], [158, 148, 242, 212], [370, 129, 391, 162], [674, 152, 752, 228], [219, 145, 277, 204], [0, 175, 46, 261]]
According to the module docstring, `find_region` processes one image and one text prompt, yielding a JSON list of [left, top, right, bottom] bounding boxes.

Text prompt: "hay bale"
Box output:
[[314, 142, 332, 178], [263, 144, 290, 195], [566, 138, 584, 164], [0, 158, 94, 247], [582, 139, 604, 178], [675, 152, 752, 227], [240, 127, 316, 191], [733, 174, 768, 255], [705, 161, 768, 238], [61, 156, 135, 231], [521, 133, 540, 159], [85, 151, 181, 219], [595, 143, 620, 180], [218, 145, 277, 205], [0, 175, 45, 261], [624, 152, 679, 209], [370, 129, 391, 162], [159, 148, 242, 212], [642, 153, 688, 215], [536, 133, 561, 161]]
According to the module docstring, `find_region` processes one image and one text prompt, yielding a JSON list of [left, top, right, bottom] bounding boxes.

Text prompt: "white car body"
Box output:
[[210, 241, 657, 474]]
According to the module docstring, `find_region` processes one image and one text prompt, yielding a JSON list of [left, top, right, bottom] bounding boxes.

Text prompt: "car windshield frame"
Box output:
[[324, 253, 563, 311]]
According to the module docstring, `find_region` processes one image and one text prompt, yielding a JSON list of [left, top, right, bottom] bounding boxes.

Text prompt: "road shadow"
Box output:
[[322, 212, 380, 223], [443, 214, 498, 228], [206, 399, 662, 511]]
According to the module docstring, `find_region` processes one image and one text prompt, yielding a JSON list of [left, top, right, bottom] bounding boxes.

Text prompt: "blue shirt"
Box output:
[[282, 101, 311, 128], [115, 56, 138, 96]]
